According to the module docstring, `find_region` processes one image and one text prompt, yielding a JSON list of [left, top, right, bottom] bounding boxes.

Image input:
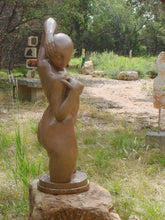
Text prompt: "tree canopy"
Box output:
[[0, 0, 49, 69], [0, 0, 165, 69], [82, 0, 165, 55]]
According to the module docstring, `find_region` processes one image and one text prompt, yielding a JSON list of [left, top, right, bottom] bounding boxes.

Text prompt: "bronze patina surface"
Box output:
[[37, 18, 89, 194]]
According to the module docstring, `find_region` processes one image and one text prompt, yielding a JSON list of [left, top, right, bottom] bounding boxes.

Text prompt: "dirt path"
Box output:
[[78, 75, 164, 129], [0, 75, 164, 129]]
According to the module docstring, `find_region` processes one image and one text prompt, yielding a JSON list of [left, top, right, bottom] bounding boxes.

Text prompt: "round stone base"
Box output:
[[37, 171, 89, 194]]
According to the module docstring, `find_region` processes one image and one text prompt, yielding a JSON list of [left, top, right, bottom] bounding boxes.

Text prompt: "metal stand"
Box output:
[[158, 107, 161, 133]]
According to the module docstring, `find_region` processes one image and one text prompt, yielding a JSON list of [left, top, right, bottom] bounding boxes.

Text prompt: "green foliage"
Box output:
[[77, 125, 165, 219], [142, 199, 165, 220], [0, 0, 49, 69], [50, 0, 93, 55], [95, 149, 111, 169], [84, 0, 138, 54], [90, 51, 157, 79], [66, 57, 82, 75], [0, 190, 29, 218], [110, 131, 140, 158], [145, 151, 165, 167], [12, 67, 27, 75], [82, 0, 165, 55], [0, 129, 42, 190], [1, 0, 165, 70], [84, 137, 96, 145], [0, 66, 165, 219]]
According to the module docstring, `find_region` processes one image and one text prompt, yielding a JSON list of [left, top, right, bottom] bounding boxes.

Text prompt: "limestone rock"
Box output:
[[29, 180, 121, 220], [90, 70, 104, 77], [81, 61, 94, 75], [118, 71, 138, 80]]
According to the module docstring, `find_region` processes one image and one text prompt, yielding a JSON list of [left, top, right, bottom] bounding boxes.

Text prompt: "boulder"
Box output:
[[118, 71, 138, 80], [90, 70, 104, 77], [81, 61, 94, 75], [29, 180, 121, 220]]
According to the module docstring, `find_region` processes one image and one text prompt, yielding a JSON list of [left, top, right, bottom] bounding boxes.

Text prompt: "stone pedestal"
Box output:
[[29, 180, 121, 220], [146, 132, 165, 150], [17, 78, 44, 102]]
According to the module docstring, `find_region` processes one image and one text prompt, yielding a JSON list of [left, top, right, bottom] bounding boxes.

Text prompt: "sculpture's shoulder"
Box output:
[[38, 59, 55, 82]]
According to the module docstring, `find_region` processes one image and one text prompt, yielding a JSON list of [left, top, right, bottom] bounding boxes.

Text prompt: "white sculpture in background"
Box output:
[[153, 51, 165, 108]]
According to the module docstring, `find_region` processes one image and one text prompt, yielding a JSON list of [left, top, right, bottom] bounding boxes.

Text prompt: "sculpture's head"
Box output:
[[46, 33, 73, 70], [156, 51, 165, 74]]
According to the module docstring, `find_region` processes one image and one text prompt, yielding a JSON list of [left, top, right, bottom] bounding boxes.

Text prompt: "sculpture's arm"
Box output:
[[53, 92, 78, 121], [44, 18, 57, 58], [38, 18, 57, 62], [44, 17, 57, 35], [51, 78, 84, 121], [38, 31, 46, 62], [61, 78, 84, 95]]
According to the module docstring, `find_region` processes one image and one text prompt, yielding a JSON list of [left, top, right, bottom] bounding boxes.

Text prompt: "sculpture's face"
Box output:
[[48, 33, 73, 70], [50, 47, 73, 70]]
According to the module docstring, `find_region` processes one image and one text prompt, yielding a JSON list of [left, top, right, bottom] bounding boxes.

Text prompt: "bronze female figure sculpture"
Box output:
[[37, 18, 89, 194]]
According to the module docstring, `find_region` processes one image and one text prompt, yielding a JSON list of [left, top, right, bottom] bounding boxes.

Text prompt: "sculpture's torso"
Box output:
[[38, 60, 80, 183]]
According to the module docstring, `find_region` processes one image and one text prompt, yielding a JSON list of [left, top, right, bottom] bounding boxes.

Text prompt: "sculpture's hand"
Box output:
[[45, 35, 56, 57], [61, 78, 84, 95], [44, 18, 57, 57]]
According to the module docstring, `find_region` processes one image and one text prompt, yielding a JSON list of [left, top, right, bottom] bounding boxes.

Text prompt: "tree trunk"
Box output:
[[0, 40, 5, 69]]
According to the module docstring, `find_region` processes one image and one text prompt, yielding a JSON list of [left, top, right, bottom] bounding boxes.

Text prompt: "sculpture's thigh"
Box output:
[[38, 112, 78, 183], [48, 141, 78, 183]]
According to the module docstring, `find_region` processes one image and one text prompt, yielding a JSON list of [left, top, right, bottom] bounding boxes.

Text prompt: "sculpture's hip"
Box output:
[[38, 107, 78, 183]]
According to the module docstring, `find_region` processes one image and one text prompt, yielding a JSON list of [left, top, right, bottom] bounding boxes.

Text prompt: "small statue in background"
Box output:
[[153, 52, 165, 108], [37, 18, 89, 194], [153, 51, 165, 132]]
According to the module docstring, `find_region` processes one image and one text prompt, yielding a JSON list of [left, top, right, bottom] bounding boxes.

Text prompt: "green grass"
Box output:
[[1, 52, 157, 79], [0, 67, 164, 219], [90, 51, 157, 79], [0, 117, 47, 219], [67, 51, 158, 79], [0, 66, 40, 79], [67, 57, 82, 75]]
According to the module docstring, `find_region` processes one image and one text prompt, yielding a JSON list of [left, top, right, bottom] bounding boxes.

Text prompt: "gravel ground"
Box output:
[[78, 75, 165, 130]]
